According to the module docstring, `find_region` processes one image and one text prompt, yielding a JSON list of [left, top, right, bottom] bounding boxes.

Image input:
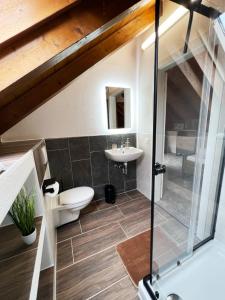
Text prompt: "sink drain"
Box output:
[[167, 294, 183, 300]]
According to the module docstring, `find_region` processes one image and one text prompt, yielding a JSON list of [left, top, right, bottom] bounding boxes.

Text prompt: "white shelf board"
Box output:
[[0, 150, 35, 224], [30, 218, 46, 300]]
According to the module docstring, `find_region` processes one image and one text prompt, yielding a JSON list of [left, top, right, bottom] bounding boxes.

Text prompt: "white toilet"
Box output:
[[55, 186, 94, 226]]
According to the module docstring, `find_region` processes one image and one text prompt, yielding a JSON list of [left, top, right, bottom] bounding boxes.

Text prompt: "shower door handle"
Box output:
[[153, 162, 166, 176]]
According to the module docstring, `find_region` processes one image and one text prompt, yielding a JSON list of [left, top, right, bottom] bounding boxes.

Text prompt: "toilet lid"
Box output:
[[60, 187, 94, 205]]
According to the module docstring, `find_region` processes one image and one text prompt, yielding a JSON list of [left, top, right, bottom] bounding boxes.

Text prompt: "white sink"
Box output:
[[105, 147, 143, 163]]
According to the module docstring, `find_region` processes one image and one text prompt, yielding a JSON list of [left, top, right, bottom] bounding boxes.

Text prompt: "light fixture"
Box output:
[[141, 6, 188, 50]]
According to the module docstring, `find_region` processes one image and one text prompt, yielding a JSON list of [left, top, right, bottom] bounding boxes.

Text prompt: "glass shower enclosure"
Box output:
[[142, 0, 225, 299]]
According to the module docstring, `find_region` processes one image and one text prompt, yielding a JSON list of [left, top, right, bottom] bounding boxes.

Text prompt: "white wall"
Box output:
[[136, 31, 154, 199], [2, 40, 137, 141]]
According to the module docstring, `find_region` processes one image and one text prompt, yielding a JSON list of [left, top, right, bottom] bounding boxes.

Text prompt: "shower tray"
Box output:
[[138, 240, 225, 300]]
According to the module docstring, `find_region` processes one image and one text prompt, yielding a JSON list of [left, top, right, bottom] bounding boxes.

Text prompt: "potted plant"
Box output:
[[10, 187, 36, 245]]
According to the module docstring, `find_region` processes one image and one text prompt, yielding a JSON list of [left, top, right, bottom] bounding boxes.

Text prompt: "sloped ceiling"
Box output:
[[0, 0, 155, 134]]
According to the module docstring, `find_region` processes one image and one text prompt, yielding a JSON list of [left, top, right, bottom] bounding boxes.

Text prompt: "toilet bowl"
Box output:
[[55, 186, 94, 226]]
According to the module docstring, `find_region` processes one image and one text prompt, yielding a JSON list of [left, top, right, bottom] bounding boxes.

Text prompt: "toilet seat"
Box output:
[[55, 186, 94, 226], [60, 186, 94, 206]]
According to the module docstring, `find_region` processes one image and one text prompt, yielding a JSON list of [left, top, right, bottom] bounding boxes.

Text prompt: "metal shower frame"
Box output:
[[143, 0, 222, 298]]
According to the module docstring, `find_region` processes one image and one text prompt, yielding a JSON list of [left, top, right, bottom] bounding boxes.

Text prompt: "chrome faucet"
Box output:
[[120, 138, 125, 149], [120, 137, 130, 149], [125, 138, 130, 148]]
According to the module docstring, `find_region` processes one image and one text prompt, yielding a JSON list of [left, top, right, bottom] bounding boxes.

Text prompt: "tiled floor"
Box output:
[[56, 190, 188, 300], [157, 153, 193, 227]]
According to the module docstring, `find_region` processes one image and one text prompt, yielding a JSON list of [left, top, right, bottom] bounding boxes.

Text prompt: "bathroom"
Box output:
[[0, 0, 225, 299]]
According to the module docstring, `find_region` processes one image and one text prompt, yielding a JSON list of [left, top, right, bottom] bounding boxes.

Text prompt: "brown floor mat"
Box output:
[[117, 228, 181, 287], [116, 230, 150, 287]]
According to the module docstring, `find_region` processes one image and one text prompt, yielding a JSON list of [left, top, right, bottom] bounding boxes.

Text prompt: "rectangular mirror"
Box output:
[[106, 86, 131, 129]]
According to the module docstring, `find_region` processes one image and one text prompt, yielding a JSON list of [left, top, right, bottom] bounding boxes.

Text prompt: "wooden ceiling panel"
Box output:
[[0, 0, 155, 134], [0, 0, 140, 95], [0, 0, 80, 47]]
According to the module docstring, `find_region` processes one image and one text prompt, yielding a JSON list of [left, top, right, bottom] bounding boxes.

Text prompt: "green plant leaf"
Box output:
[[10, 187, 35, 236]]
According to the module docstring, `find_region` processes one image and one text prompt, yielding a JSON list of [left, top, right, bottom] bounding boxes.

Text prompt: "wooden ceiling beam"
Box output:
[[0, 0, 140, 99], [0, 0, 81, 49], [0, 2, 155, 134]]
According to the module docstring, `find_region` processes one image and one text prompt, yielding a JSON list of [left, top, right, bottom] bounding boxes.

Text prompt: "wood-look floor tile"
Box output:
[[120, 209, 166, 237], [160, 218, 188, 245], [117, 193, 134, 204], [57, 240, 73, 271], [91, 276, 138, 300], [155, 249, 179, 271], [81, 200, 98, 215], [153, 226, 180, 258], [95, 199, 115, 210], [120, 209, 150, 238], [152, 227, 182, 272], [80, 207, 124, 232], [72, 223, 126, 262], [57, 220, 81, 242], [95, 193, 131, 210], [37, 267, 54, 300], [155, 204, 172, 220], [57, 247, 126, 300], [126, 190, 144, 199], [118, 197, 150, 217]]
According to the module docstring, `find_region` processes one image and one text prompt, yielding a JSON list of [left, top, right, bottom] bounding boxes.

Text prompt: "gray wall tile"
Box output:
[[107, 135, 123, 149], [106, 133, 136, 149], [91, 151, 109, 186], [109, 161, 125, 193], [47, 149, 73, 191], [125, 179, 137, 191], [89, 136, 107, 152], [46, 134, 137, 197], [93, 185, 106, 200], [46, 138, 68, 150], [69, 137, 90, 161], [123, 133, 136, 147], [126, 161, 136, 180], [72, 160, 92, 187]]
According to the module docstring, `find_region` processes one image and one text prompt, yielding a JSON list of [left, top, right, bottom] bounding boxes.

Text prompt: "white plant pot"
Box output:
[[22, 228, 37, 245]]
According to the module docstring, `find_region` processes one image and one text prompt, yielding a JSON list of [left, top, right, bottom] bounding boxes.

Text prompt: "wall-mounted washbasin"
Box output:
[[105, 147, 143, 163]]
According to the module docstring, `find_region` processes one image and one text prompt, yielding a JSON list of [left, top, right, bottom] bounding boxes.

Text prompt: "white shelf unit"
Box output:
[[0, 148, 54, 300], [30, 218, 46, 300], [0, 151, 35, 224]]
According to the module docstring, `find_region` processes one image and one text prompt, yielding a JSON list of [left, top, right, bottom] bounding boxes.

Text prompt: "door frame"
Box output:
[[153, 18, 225, 252], [155, 50, 197, 203], [154, 70, 167, 202]]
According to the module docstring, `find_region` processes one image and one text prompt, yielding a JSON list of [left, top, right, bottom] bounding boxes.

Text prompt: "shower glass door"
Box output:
[[151, 0, 225, 285]]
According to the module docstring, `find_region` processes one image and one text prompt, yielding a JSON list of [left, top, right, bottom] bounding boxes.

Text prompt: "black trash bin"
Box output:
[[105, 184, 116, 204]]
